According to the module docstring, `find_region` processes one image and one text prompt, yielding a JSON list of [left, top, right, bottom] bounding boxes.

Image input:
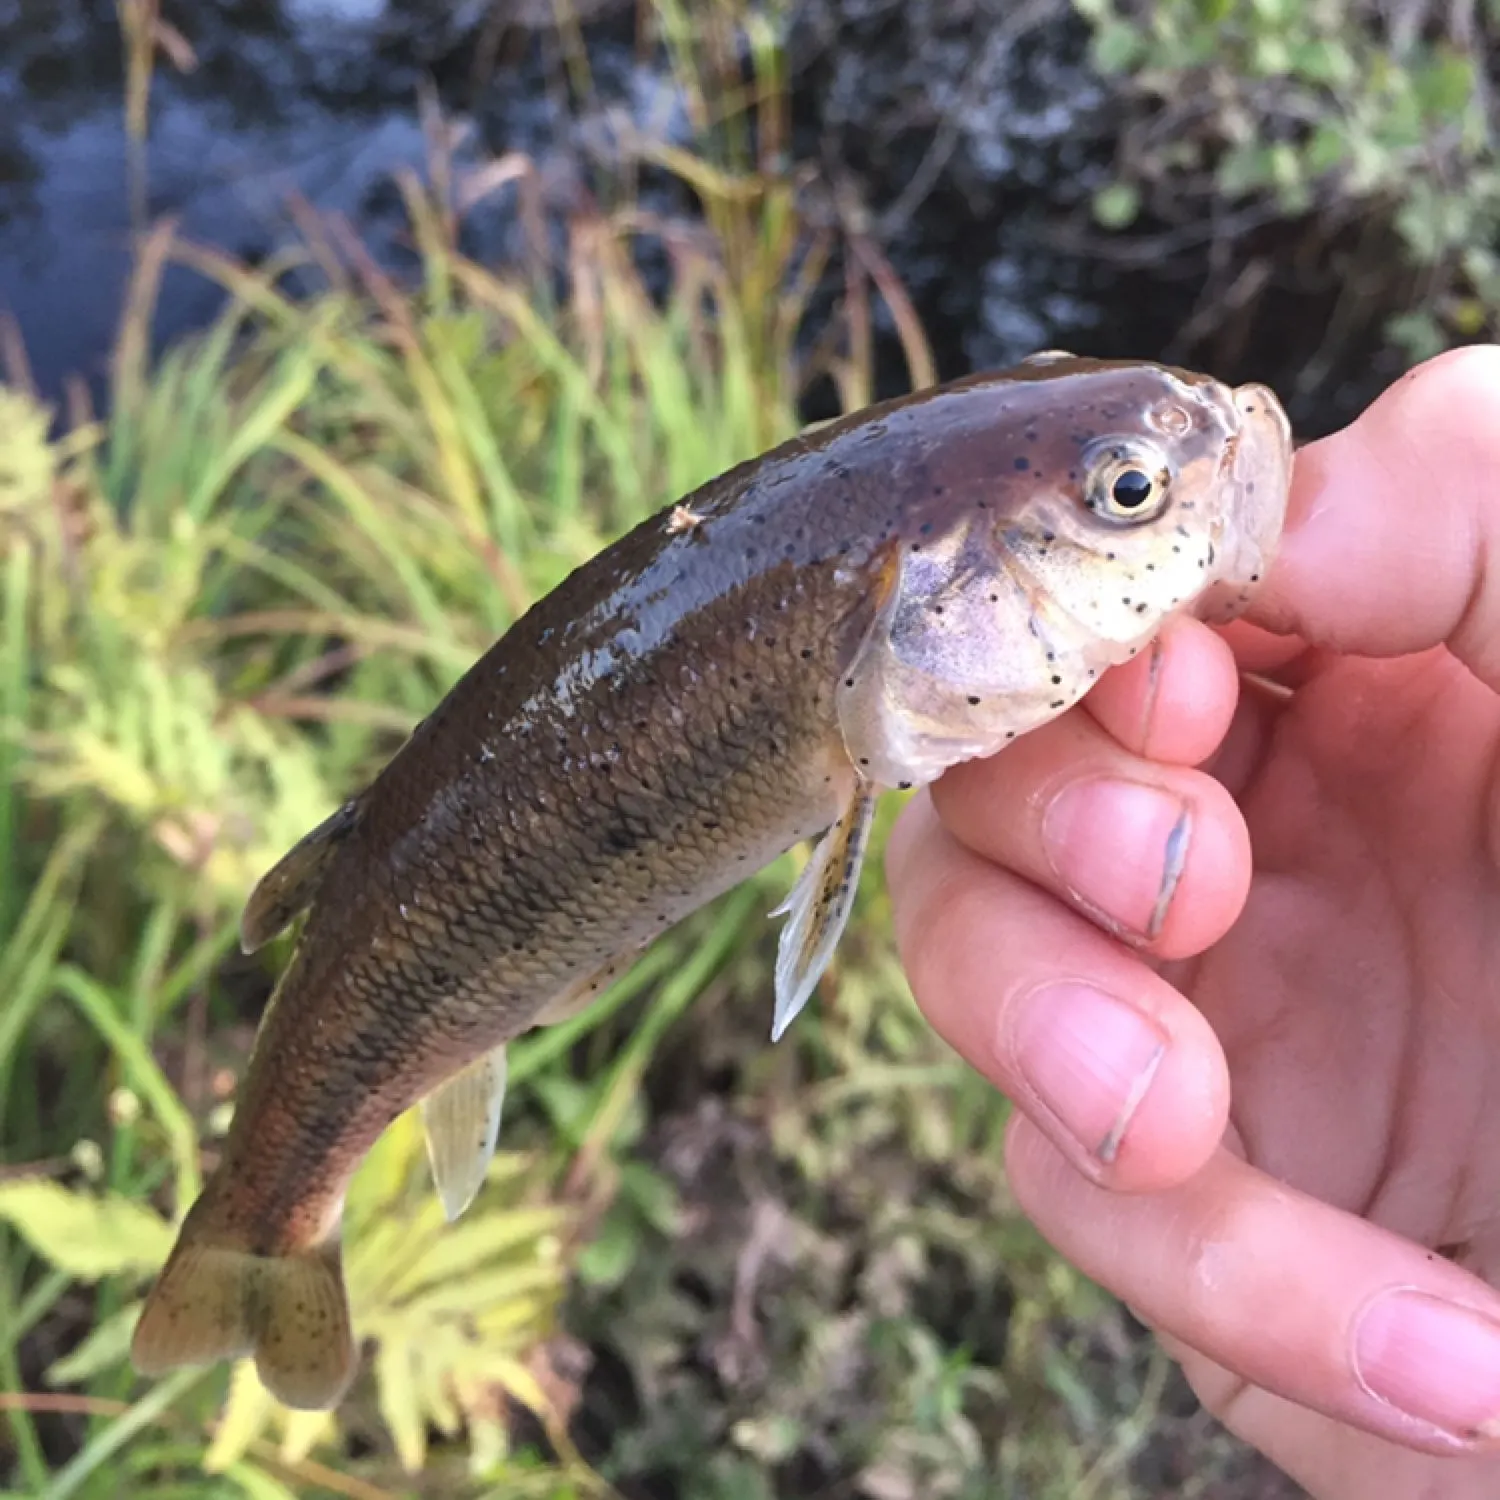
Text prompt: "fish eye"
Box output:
[[1111, 468, 1157, 511], [1083, 442, 1173, 525]]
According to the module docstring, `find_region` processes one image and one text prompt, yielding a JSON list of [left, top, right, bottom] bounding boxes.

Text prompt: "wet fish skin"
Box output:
[[129, 356, 1293, 1410]]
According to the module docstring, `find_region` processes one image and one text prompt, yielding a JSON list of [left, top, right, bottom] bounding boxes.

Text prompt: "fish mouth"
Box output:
[[1230, 381, 1290, 504], [1221, 380, 1294, 565]]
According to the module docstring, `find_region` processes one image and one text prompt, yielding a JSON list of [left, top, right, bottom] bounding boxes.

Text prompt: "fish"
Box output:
[[129, 353, 1293, 1409]]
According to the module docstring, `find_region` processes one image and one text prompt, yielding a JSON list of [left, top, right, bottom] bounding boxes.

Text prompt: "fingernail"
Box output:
[[1354, 1290, 1500, 1443], [1010, 982, 1169, 1164], [1043, 779, 1192, 941]]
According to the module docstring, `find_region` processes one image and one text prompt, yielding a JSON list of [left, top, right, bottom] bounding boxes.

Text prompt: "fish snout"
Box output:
[[1228, 381, 1294, 513]]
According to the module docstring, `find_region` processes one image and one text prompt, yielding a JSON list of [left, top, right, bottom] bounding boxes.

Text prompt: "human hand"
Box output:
[[885, 346, 1500, 1497]]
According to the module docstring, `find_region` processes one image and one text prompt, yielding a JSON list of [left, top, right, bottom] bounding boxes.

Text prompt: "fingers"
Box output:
[[930, 692, 1252, 958], [1253, 344, 1500, 686], [1167, 1340, 1500, 1500], [886, 795, 1231, 1191], [1007, 1120, 1500, 1458], [1082, 614, 1242, 766], [929, 612, 1252, 959], [885, 611, 1254, 1191]]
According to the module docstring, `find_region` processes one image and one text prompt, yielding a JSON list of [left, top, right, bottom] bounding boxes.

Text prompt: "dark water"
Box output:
[[0, 0, 1403, 431]]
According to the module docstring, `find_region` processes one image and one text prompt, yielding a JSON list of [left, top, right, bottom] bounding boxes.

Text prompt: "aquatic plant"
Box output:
[[1077, 0, 1500, 383]]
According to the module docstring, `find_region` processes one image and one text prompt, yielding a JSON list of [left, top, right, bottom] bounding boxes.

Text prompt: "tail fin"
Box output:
[[131, 1182, 356, 1411]]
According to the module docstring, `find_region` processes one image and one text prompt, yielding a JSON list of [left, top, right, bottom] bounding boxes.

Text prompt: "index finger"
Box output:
[[1249, 345, 1500, 688]]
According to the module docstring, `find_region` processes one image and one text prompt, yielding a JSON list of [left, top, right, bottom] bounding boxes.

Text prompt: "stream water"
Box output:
[[0, 0, 1405, 432]]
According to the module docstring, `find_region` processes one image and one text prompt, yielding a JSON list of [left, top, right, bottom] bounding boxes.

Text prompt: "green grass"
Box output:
[[0, 5, 1317, 1497]]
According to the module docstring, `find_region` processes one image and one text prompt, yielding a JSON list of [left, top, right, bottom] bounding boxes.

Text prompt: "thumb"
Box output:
[[1250, 344, 1500, 686]]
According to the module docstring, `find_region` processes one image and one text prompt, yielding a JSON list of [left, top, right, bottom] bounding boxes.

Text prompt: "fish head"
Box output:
[[969, 354, 1294, 638], [837, 355, 1294, 787]]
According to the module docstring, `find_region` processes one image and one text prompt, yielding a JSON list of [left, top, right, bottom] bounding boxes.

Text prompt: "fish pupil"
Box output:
[[1111, 468, 1155, 510]]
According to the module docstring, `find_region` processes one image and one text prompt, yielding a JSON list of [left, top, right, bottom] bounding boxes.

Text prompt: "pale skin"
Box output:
[[885, 345, 1500, 1498]]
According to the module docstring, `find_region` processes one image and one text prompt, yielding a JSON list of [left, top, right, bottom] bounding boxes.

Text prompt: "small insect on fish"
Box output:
[[131, 354, 1294, 1409]]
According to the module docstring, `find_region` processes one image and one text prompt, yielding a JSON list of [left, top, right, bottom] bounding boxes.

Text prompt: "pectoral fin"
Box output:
[[241, 797, 364, 953], [420, 1044, 509, 1223], [770, 784, 877, 1042]]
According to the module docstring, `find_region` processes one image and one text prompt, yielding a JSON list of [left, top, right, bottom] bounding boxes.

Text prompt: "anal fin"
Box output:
[[770, 784, 877, 1042], [420, 1044, 509, 1223], [241, 797, 364, 953], [418, 947, 644, 1222]]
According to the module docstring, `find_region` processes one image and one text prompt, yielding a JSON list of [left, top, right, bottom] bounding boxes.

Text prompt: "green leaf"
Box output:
[[386, 1205, 569, 1303], [223, 1462, 301, 1500], [576, 1210, 639, 1290], [204, 1360, 276, 1473], [1305, 120, 1350, 177], [1413, 52, 1477, 120], [376, 1337, 427, 1473], [46, 1301, 141, 1385], [1090, 18, 1144, 73], [0, 1181, 171, 1280], [1091, 181, 1141, 230], [276, 1406, 336, 1466]]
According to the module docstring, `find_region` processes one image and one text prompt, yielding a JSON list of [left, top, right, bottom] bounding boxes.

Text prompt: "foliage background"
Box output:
[[2, 1, 1493, 1496]]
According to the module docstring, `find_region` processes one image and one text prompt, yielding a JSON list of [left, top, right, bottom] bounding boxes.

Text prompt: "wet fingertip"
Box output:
[[1003, 974, 1229, 1191], [1353, 1288, 1500, 1450], [1088, 617, 1240, 766]]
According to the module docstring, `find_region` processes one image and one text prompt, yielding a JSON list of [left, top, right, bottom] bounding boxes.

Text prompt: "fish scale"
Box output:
[[132, 354, 1293, 1409]]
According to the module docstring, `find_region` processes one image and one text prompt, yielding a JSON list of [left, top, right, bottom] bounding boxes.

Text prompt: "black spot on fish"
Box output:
[[1013, 456, 1030, 471], [967, 695, 981, 705]]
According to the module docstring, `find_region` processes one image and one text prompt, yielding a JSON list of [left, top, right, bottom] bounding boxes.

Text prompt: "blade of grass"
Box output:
[[0, 1261, 53, 1489], [183, 336, 329, 524], [506, 940, 679, 1089], [36, 1367, 205, 1500], [0, 543, 32, 937], [52, 966, 201, 1208], [270, 431, 454, 640]]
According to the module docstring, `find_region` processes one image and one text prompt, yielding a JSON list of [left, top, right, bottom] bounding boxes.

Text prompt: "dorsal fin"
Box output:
[[240, 797, 364, 954]]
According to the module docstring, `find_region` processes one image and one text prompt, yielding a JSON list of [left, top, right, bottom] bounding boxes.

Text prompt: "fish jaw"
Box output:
[[1192, 380, 1295, 623]]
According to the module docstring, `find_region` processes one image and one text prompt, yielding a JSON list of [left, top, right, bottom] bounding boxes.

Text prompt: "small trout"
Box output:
[[131, 354, 1292, 1408]]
